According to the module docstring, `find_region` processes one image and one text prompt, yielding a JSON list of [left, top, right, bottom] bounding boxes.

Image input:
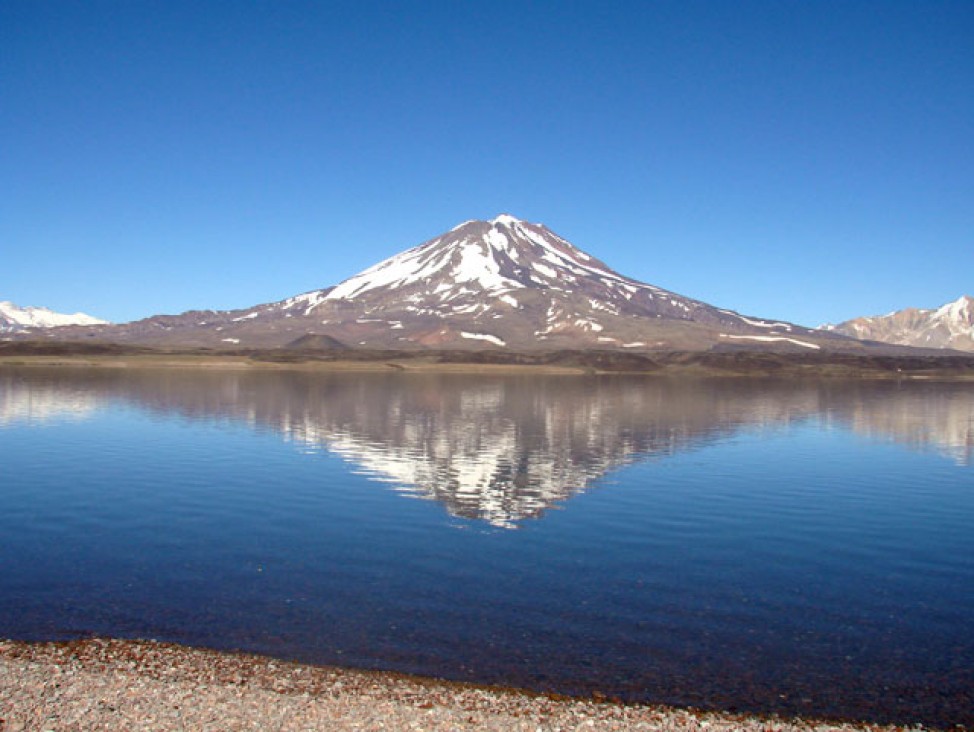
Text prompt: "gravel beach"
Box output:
[[0, 638, 926, 732]]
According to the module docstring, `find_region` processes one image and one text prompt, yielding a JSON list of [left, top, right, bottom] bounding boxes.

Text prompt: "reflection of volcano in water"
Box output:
[[308, 390, 613, 527], [2, 368, 972, 525], [284, 378, 807, 527]]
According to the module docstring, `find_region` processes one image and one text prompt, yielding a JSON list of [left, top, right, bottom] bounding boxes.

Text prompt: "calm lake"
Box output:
[[1, 367, 972, 727]]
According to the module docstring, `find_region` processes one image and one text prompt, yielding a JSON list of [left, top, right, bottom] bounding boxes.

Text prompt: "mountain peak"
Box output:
[[490, 213, 524, 227], [939, 294, 973, 306], [934, 294, 974, 327], [322, 213, 635, 306]]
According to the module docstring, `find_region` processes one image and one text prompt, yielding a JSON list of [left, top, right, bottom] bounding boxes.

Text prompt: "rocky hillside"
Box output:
[[822, 295, 974, 352]]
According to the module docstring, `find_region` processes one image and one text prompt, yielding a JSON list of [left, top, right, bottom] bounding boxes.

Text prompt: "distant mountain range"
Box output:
[[6, 216, 968, 354], [821, 295, 974, 352], [11, 215, 856, 352], [0, 301, 107, 333]]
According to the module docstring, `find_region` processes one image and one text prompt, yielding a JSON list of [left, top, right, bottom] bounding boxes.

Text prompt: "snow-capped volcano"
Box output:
[[822, 295, 974, 352], [255, 214, 829, 350], [25, 215, 845, 351], [0, 301, 107, 333]]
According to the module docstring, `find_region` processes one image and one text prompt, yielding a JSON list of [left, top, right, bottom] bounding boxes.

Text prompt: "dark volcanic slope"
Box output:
[[27, 215, 863, 352]]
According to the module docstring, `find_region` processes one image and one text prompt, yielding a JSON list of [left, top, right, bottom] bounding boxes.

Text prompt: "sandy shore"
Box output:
[[0, 638, 923, 732]]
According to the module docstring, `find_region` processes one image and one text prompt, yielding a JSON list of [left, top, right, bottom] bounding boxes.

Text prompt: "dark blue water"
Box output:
[[1, 368, 972, 727]]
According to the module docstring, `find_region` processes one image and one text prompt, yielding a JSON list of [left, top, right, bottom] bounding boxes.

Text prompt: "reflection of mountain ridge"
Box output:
[[0, 377, 99, 425], [841, 391, 974, 466], [2, 369, 971, 526]]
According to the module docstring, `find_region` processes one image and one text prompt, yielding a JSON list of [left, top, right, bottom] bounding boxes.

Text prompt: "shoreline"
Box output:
[[0, 354, 585, 375], [2, 348, 974, 381], [0, 638, 932, 731]]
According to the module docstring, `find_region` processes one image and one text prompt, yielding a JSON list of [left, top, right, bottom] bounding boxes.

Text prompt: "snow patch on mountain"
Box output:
[[721, 334, 821, 350], [460, 332, 506, 346], [453, 239, 518, 291], [738, 315, 792, 330]]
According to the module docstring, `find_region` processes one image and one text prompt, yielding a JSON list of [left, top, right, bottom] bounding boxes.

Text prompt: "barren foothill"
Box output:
[[2, 340, 974, 381]]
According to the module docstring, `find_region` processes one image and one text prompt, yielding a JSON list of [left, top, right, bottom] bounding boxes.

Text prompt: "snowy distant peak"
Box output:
[[0, 300, 108, 331], [824, 294, 974, 352]]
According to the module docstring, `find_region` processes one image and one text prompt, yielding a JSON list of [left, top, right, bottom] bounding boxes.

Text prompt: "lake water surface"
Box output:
[[1, 367, 972, 727]]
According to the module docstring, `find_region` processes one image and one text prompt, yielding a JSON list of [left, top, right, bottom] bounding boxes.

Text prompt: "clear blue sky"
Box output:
[[3, 0, 971, 326]]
